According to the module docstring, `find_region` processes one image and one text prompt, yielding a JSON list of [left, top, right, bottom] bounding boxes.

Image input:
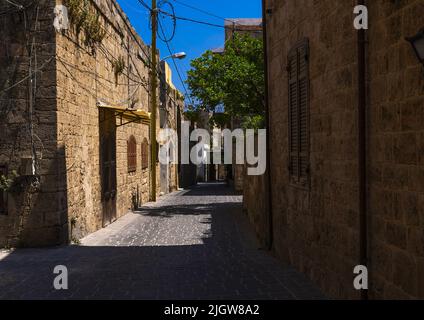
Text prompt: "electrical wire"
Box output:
[[170, 0, 227, 22], [120, 0, 151, 15], [4, 0, 24, 10], [158, 17, 194, 106], [134, 0, 261, 32], [0, 0, 34, 16], [157, 0, 176, 42], [158, 9, 262, 32], [136, 0, 151, 11], [0, 57, 53, 94]]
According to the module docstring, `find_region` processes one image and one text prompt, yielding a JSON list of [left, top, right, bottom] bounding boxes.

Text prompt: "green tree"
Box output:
[[186, 34, 265, 128]]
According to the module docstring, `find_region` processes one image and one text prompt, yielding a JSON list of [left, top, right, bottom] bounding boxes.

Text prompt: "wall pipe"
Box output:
[[262, 0, 273, 250], [357, 0, 369, 301]]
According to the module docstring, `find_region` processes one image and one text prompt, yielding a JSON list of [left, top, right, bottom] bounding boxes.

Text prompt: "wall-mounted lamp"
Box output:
[[406, 28, 424, 66]]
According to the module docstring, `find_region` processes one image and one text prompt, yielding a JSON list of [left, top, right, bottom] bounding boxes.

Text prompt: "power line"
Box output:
[[134, 0, 261, 32], [157, 0, 176, 42], [0, 0, 34, 15], [136, 0, 151, 11], [0, 57, 53, 95], [120, 0, 150, 14], [4, 0, 24, 10], [170, 0, 227, 22], [158, 9, 262, 32], [157, 18, 194, 106], [159, 9, 225, 29]]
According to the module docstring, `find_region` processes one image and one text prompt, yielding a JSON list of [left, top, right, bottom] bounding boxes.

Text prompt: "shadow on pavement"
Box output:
[[0, 183, 325, 300]]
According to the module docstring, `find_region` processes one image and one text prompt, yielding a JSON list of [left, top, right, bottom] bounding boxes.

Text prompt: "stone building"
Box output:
[[178, 113, 197, 189], [0, 0, 159, 247], [159, 60, 184, 194], [249, 0, 424, 299], [225, 18, 263, 41]]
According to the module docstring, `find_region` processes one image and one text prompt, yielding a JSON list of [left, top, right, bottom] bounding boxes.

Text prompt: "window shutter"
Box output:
[[288, 39, 310, 187], [141, 139, 149, 170], [128, 136, 137, 173], [0, 165, 8, 215], [288, 49, 299, 183]]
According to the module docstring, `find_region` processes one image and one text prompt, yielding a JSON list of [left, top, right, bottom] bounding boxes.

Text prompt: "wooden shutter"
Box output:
[[128, 136, 137, 173], [288, 39, 310, 187], [0, 165, 7, 215], [141, 139, 149, 170]]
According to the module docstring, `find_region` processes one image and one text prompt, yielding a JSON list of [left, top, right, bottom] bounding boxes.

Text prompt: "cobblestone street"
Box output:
[[0, 183, 324, 300]]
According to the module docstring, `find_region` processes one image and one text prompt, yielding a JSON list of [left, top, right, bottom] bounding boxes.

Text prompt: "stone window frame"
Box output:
[[127, 135, 137, 173], [0, 165, 8, 215], [287, 38, 311, 189]]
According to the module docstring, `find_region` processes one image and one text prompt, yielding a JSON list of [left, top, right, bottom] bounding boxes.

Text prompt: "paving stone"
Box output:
[[0, 183, 325, 300]]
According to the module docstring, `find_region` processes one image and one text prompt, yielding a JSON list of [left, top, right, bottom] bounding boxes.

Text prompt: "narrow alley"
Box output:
[[0, 183, 324, 300]]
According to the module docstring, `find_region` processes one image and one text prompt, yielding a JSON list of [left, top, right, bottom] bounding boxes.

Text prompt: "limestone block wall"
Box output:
[[367, 0, 424, 299], [262, 0, 424, 299], [265, 0, 361, 299], [0, 0, 66, 247], [56, 0, 155, 240], [159, 71, 184, 194], [243, 171, 269, 248]]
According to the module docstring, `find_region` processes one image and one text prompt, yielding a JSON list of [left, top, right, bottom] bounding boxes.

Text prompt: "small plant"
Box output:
[[70, 217, 80, 245], [71, 236, 81, 245], [0, 170, 19, 192], [83, 13, 106, 47], [112, 56, 126, 83], [66, 0, 106, 47], [131, 189, 139, 211], [70, 216, 77, 228]]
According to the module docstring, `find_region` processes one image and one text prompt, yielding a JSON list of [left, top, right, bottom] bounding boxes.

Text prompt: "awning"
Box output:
[[97, 102, 151, 127]]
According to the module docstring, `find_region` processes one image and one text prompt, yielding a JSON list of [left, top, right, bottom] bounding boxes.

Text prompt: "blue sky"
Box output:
[[116, 0, 262, 102]]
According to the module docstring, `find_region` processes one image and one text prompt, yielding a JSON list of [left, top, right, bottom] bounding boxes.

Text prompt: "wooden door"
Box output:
[[100, 110, 117, 227]]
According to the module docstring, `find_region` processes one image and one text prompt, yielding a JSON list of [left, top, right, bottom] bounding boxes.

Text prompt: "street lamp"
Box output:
[[406, 28, 424, 67], [161, 52, 187, 62]]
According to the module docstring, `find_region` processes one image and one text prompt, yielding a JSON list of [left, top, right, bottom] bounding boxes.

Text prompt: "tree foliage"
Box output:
[[186, 34, 265, 128]]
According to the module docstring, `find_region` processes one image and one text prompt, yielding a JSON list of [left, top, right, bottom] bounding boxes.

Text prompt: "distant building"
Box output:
[[225, 18, 263, 40], [159, 61, 185, 195]]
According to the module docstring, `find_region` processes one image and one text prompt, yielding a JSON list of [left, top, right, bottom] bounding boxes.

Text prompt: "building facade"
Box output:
[[250, 0, 424, 299], [159, 61, 184, 194], [0, 0, 158, 247]]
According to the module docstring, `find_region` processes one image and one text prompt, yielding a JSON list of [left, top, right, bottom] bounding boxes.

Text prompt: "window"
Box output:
[[141, 138, 149, 170], [288, 39, 310, 188], [127, 135, 137, 173], [0, 165, 8, 215]]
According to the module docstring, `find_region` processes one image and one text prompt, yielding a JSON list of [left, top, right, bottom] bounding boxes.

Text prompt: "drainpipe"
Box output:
[[357, 0, 368, 301], [262, 0, 273, 250]]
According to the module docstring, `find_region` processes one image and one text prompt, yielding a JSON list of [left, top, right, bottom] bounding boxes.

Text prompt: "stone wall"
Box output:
[[159, 61, 183, 194], [243, 170, 269, 248], [0, 0, 158, 247], [367, 0, 424, 299], [265, 0, 361, 299], [261, 0, 424, 299], [56, 0, 156, 240], [0, 0, 66, 247]]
